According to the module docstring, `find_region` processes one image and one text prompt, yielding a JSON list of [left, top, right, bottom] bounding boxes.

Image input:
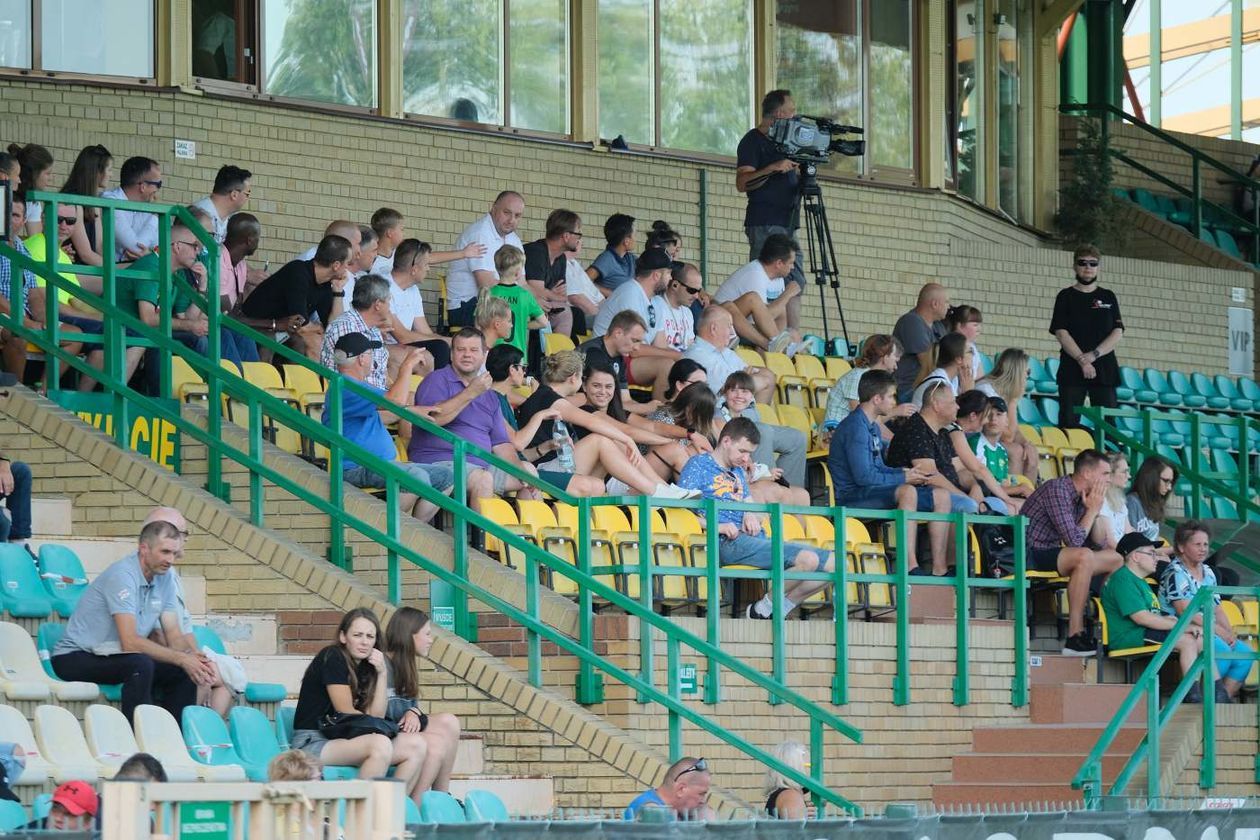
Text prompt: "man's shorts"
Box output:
[[838, 485, 934, 512], [1144, 628, 1169, 644], [424, 460, 518, 495], [345, 461, 454, 495], [1028, 546, 1064, 573], [718, 534, 827, 571]]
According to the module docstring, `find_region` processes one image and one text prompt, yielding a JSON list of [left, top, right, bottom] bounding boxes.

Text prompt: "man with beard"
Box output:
[[1050, 244, 1124, 428]]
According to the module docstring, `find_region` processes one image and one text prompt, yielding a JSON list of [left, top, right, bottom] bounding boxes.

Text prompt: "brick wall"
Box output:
[[0, 78, 1253, 377]]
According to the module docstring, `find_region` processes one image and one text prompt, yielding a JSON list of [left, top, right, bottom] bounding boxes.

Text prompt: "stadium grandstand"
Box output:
[[0, 0, 1259, 837]]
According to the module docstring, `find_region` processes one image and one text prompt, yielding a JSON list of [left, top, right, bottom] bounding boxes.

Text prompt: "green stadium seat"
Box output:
[[1215, 229, 1246, 260], [1167, 370, 1206, 408], [228, 706, 281, 781], [32, 794, 50, 821], [421, 791, 467, 824], [1026, 356, 1056, 394], [1212, 496, 1240, 519], [274, 704, 357, 780], [1213, 375, 1254, 412], [1191, 372, 1232, 410], [976, 350, 993, 377], [406, 798, 421, 825], [1200, 414, 1236, 450], [1199, 226, 1218, 246], [1149, 416, 1184, 447], [1132, 188, 1164, 217], [464, 789, 510, 822], [1155, 194, 1178, 217], [1111, 187, 1131, 202], [1119, 367, 1158, 404], [192, 625, 286, 703], [1143, 369, 1183, 407], [35, 545, 88, 617], [1016, 397, 1045, 426], [1168, 196, 1193, 227], [183, 706, 260, 780], [0, 801, 28, 833], [37, 624, 120, 705], [1240, 377, 1260, 405], [0, 545, 54, 618], [1037, 397, 1060, 426]]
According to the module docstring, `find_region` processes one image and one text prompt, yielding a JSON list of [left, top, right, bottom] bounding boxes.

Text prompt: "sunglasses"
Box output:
[[56, 216, 76, 226], [676, 758, 708, 779], [172, 239, 200, 249], [680, 283, 702, 295], [1075, 259, 1100, 267], [143, 179, 163, 188]]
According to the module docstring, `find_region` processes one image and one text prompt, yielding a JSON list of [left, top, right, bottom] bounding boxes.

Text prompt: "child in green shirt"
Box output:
[[484, 245, 546, 356]]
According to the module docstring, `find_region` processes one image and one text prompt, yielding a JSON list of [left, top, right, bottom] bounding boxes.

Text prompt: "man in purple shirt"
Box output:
[[1021, 448, 1123, 656], [408, 328, 539, 513]]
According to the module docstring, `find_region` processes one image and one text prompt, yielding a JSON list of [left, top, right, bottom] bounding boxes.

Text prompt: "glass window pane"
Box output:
[[775, 1, 862, 176], [598, 0, 652, 145], [658, 0, 752, 155], [996, 0, 1020, 217], [192, 0, 253, 84], [265, 0, 377, 108], [509, 0, 568, 133], [41, 0, 153, 77], [955, 1, 981, 200], [869, 0, 913, 171], [402, 0, 501, 123], [0, 0, 31, 70]]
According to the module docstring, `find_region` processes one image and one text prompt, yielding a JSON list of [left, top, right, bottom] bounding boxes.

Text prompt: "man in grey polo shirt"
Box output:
[[51, 520, 216, 723]]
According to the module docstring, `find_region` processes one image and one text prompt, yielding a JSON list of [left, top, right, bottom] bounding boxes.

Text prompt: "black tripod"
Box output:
[[796, 162, 851, 355]]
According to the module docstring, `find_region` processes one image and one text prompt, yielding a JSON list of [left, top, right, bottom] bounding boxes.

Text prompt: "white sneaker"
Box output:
[[654, 483, 701, 500], [605, 478, 632, 496], [768, 331, 793, 354], [783, 341, 801, 359]]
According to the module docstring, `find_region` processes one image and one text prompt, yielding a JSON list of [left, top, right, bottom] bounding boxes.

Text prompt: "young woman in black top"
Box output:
[[763, 740, 812, 819], [382, 608, 462, 793], [290, 608, 428, 801], [1050, 244, 1124, 428]]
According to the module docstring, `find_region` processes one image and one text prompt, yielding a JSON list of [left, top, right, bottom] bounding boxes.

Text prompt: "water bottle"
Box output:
[[552, 419, 576, 473]]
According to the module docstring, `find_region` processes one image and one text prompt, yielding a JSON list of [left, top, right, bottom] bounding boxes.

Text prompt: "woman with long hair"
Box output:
[[7, 143, 53, 236], [1094, 452, 1132, 550], [945, 304, 983, 383], [823, 334, 912, 436], [1127, 456, 1177, 555], [763, 740, 813, 819], [289, 609, 429, 802], [382, 607, 462, 793], [911, 331, 971, 408], [59, 144, 113, 267], [947, 390, 1022, 514], [977, 348, 1038, 483]]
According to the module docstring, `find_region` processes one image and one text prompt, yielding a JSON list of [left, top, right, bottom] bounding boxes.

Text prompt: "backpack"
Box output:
[[975, 523, 1016, 578]]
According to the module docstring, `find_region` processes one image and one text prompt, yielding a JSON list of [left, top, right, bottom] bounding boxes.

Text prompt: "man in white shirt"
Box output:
[[591, 249, 680, 400], [387, 238, 451, 371], [713, 233, 801, 356], [654, 262, 701, 353], [191, 165, 251, 244], [371, 206, 487, 287], [683, 306, 776, 404], [101, 156, 163, 261], [445, 191, 525, 327]]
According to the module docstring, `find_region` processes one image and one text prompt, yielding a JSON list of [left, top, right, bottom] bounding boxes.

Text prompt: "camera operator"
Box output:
[[736, 89, 805, 332]]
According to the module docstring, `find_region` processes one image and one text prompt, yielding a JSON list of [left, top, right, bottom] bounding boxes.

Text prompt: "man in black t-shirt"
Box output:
[[1050, 244, 1125, 428], [578, 310, 659, 417], [238, 234, 352, 359], [523, 209, 581, 338], [736, 89, 805, 331]]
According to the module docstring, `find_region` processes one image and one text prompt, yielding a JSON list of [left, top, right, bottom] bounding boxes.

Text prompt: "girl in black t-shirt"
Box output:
[[382, 608, 462, 794], [290, 608, 429, 804]]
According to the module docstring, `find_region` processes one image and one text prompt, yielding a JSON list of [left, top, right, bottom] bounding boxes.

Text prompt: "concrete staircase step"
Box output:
[[1030, 683, 1137, 724], [30, 497, 72, 536], [951, 752, 1129, 784], [1028, 653, 1091, 686], [931, 781, 1083, 809], [972, 723, 1146, 754], [448, 776, 553, 817]]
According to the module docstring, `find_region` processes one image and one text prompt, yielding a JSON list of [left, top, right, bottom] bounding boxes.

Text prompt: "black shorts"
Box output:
[[1028, 546, 1063, 573], [1143, 629, 1169, 644]]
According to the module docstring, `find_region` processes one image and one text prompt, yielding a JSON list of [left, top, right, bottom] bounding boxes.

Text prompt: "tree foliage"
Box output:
[[267, 0, 376, 107], [1056, 118, 1126, 251]]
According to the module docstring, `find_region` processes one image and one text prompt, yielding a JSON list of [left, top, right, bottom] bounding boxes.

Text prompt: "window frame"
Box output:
[[399, 0, 575, 140], [190, 0, 261, 95], [0, 0, 158, 84], [254, 0, 381, 114]]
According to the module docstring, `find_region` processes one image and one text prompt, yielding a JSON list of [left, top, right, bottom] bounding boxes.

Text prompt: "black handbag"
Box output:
[[318, 712, 399, 740]]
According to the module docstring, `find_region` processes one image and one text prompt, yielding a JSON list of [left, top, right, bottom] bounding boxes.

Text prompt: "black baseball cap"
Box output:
[[638, 248, 672, 271], [333, 332, 382, 365], [1117, 533, 1164, 557]]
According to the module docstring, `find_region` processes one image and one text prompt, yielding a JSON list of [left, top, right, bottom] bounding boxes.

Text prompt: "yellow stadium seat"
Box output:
[[763, 352, 808, 406], [171, 355, 208, 402], [1092, 596, 1159, 682], [793, 354, 827, 382], [775, 403, 826, 459], [755, 402, 781, 425], [735, 347, 764, 368], [1065, 428, 1094, 451], [551, 503, 615, 597], [802, 514, 835, 545], [478, 497, 520, 563], [794, 355, 830, 407], [282, 364, 326, 415], [544, 333, 575, 355], [824, 357, 851, 380], [1019, 424, 1043, 447]]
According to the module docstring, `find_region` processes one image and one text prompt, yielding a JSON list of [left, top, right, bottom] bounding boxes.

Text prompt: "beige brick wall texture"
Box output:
[[0, 78, 1253, 378]]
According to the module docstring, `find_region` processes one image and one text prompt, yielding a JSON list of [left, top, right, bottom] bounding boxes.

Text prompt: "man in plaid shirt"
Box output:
[[1022, 448, 1124, 655], [1, 195, 39, 378]]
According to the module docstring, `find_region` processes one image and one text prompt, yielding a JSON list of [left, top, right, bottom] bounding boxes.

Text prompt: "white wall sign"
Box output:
[[1228, 307, 1253, 376]]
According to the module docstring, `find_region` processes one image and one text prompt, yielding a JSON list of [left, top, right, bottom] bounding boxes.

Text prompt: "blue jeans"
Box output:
[[745, 224, 805, 290], [0, 460, 32, 541], [144, 331, 208, 394], [345, 462, 454, 495], [717, 534, 829, 571], [220, 327, 259, 369], [949, 494, 1007, 515]]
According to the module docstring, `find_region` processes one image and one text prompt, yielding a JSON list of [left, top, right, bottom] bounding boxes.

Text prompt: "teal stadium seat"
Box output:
[[1167, 371, 1206, 408], [1149, 415, 1184, 447], [183, 706, 260, 779], [464, 789, 510, 822], [1168, 196, 1193, 227], [1143, 369, 1183, 407], [36, 544, 88, 617], [405, 798, 422, 825], [1191, 372, 1232, 410], [1038, 397, 1060, 427], [0, 800, 28, 832], [1240, 377, 1260, 405], [228, 706, 280, 780], [192, 625, 287, 703], [0, 545, 54, 618], [1213, 375, 1254, 412], [1026, 356, 1056, 394], [1215, 229, 1245, 260], [1155, 194, 1178, 217], [273, 704, 356, 781], [1111, 187, 1131, 203], [31, 794, 51, 821], [1016, 397, 1045, 427], [1199, 226, 1218, 247], [1131, 188, 1164, 217], [420, 791, 467, 824], [36, 622, 122, 702], [1119, 367, 1158, 405]]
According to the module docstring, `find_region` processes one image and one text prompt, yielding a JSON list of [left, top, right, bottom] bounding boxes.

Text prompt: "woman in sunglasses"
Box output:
[[1050, 244, 1124, 429]]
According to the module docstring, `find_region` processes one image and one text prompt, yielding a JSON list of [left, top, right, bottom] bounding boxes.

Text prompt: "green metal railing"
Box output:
[[1061, 102, 1260, 260], [1073, 585, 1260, 806], [3, 191, 1029, 814]]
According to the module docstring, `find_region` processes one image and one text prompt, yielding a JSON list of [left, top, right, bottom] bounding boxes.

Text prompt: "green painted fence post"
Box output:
[[893, 508, 910, 706], [575, 496, 604, 704], [832, 510, 849, 706]]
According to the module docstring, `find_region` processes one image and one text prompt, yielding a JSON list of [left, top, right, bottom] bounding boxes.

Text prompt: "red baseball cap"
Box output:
[[52, 780, 99, 817]]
